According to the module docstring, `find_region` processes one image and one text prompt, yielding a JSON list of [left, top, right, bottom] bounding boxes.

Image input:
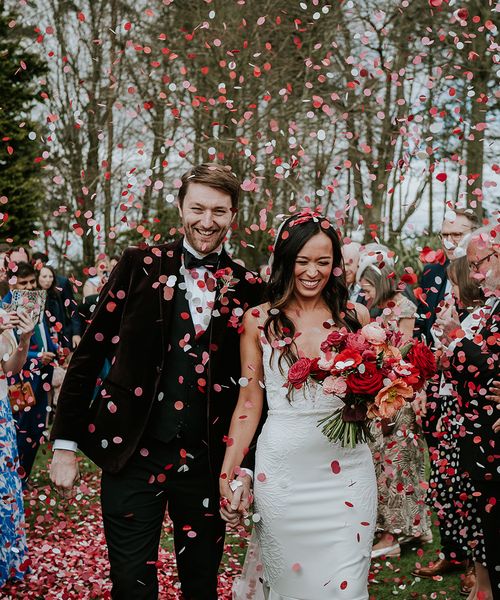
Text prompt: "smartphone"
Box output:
[[4, 289, 47, 324]]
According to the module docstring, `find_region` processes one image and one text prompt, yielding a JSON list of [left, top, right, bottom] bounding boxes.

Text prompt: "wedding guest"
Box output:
[[49, 163, 265, 599], [31, 252, 82, 349], [414, 256, 485, 590], [414, 208, 479, 550], [82, 256, 110, 300], [342, 240, 364, 302], [109, 255, 120, 271], [415, 207, 478, 344], [0, 307, 35, 587], [3, 262, 58, 485], [36, 264, 68, 346], [5, 247, 30, 266], [359, 243, 418, 308], [359, 264, 431, 557], [359, 263, 415, 338], [448, 225, 500, 600], [0, 244, 10, 298]]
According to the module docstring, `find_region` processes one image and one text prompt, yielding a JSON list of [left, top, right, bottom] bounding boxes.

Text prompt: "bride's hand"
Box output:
[[231, 472, 253, 518]]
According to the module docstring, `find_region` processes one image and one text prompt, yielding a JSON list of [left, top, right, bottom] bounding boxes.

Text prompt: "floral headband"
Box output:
[[266, 208, 335, 271], [274, 208, 333, 241]]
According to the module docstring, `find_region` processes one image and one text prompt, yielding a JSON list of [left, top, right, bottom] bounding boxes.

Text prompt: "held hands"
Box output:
[[50, 449, 80, 499], [219, 472, 253, 527]]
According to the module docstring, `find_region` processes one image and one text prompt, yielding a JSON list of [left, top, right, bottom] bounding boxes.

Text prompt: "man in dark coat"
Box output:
[[50, 164, 265, 599], [414, 208, 478, 344]]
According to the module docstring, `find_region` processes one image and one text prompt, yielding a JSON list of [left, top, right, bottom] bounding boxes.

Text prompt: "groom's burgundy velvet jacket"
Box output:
[[51, 239, 265, 477]]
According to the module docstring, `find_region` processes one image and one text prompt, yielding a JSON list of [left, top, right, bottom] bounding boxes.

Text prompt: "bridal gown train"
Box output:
[[237, 341, 377, 600]]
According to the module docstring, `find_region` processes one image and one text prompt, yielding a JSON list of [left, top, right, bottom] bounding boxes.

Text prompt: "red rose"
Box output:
[[320, 330, 347, 353], [309, 357, 329, 382], [346, 361, 384, 396], [288, 358, 312, 388], [332, 349, 363, 373], [407, 341, 437, 381]]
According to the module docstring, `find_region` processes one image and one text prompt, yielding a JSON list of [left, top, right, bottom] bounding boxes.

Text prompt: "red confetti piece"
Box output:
[[330, 460, 341, 474]]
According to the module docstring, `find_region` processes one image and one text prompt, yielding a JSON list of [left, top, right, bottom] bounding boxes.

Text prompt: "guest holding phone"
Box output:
[[0, 306, 35, 587], [3, 262, 58, 486]]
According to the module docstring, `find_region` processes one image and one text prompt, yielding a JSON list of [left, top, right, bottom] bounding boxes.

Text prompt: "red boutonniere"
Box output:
[[213, 267, 239, 295]]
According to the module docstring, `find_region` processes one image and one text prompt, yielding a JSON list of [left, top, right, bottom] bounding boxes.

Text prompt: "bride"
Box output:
[[220, 212, 377, 599]]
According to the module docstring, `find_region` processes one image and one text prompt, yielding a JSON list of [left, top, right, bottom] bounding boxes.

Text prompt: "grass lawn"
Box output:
[[2, 444, 465, 599]]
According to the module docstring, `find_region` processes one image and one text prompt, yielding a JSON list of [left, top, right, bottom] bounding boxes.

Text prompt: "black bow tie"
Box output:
[[183, 250, 220, 271]]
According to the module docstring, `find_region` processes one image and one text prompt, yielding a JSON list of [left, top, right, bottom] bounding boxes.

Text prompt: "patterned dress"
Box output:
[[0, 327, 29, 587], [369, 296, 431, 537]]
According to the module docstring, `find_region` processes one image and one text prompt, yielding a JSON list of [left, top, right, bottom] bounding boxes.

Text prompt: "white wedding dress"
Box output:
[[234, 341, 377, 600]]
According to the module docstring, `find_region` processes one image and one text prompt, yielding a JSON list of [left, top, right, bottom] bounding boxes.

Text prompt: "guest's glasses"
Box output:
[[469, 251, 497, 272], [439, 230, 472, 244]]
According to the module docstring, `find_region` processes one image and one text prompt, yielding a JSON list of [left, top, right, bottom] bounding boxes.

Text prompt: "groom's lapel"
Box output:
[[159, 240, 183, 345]]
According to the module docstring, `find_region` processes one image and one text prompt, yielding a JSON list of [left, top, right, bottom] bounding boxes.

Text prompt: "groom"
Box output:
[[50, 163, 265, 599]]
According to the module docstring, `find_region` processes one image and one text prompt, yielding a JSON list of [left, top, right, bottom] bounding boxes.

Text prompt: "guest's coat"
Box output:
[[414, 262, 449, 344]]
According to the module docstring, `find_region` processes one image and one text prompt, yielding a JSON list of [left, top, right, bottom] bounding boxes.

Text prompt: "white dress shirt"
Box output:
[[181, 239, 221, 336]]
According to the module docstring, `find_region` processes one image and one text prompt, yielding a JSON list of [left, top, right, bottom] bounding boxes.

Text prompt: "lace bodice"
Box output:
[[260, 337, 343, 414]]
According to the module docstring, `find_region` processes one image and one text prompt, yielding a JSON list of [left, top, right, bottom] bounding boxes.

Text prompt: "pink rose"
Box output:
[[345, 332, 371, 353], [361, 322, 387, 346], [323, 376, 348, 396]]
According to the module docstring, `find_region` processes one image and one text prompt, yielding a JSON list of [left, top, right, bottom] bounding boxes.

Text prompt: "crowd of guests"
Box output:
[[0, 208, 498, 599], [340, 209, 499, 599], [0, 248, 114, 585]]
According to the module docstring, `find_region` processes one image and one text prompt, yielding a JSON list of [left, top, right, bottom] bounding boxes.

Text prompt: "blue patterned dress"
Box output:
[[0, 329, 28, 587]]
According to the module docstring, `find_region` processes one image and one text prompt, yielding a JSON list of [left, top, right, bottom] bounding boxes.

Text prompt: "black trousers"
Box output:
[[473, 479, 500, 595], [101, 437, 226, 600]]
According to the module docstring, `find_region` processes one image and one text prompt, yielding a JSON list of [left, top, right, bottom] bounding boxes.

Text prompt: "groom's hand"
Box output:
[[50, 449, 80, 499], [230, 473, 253, 517], [219, 479, 242, 527]]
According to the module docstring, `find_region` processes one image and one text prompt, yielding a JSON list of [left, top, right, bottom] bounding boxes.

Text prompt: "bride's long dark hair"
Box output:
[[264, 213, 361, 371]]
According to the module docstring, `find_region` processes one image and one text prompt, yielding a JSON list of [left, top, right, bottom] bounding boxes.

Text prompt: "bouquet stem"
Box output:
[[318, 409, 374, 448]]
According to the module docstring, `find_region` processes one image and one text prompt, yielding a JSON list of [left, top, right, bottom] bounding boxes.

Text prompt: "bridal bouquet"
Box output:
[[286, 323, 437, 448]]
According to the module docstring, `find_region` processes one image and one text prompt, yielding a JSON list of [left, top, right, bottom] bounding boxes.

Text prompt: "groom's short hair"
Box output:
[[178, 163, 241, 210]]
